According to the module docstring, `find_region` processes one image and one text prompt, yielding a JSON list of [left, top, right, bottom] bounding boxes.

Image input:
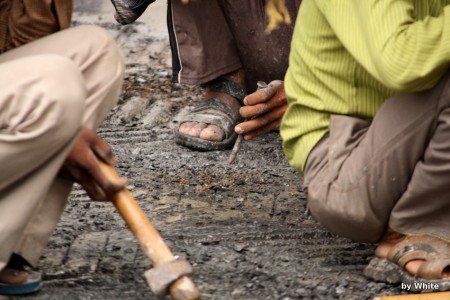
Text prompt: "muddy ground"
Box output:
[[9, 1, 408, 300]]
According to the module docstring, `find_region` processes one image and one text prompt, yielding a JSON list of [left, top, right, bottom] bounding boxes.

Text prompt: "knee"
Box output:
[[29, 55, 86, 140], [76, 25, 125, 78]]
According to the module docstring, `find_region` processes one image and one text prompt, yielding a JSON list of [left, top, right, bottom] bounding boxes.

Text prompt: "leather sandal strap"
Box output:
[[417, 255, 450, 279], [390, 243, 435, 267], [180, 98, 242, 139], [387, 235, 450, 280], [201, 78, 247, 102], [190, 98, 240, 120]]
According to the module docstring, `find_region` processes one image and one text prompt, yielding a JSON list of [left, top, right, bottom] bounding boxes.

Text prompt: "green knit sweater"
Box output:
[[281, 0, 450, 173]]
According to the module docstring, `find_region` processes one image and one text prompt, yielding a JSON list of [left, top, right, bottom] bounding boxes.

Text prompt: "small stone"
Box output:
[[336, 285, 346, 294], [233, 243, 248, 252], [316, 285, 329, 294], [295, 288, 311, 297], [231, 288, 245, 296]]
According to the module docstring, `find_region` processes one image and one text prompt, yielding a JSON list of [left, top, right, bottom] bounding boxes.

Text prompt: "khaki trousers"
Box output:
[[304, 73, 450, 243], [0, 25, 124, 270], [168, 0, 302, 91]]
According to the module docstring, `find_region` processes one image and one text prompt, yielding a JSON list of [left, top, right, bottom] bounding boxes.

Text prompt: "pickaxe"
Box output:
[[99, 162, 201, 300]]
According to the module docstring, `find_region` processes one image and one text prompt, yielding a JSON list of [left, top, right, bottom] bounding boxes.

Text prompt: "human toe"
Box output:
[[179, 122, 196, 135], [199, 125, 225, 141], [187, 123, 208, 137]]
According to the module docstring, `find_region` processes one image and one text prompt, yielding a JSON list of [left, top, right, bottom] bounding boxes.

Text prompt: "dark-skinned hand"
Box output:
[[60, 127, 127, 201], [235, 80, 287, 140]]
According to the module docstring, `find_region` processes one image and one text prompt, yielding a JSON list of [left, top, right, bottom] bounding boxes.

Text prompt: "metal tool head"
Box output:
[[144, 258, 199, 299]]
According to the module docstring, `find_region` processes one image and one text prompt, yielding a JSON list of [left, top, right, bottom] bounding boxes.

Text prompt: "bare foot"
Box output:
[[375, 231, 450, 278], [178, 69, 245, 142]]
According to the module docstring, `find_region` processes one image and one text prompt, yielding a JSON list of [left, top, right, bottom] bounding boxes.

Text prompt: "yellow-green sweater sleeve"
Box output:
[[282, 0, 450, 174]]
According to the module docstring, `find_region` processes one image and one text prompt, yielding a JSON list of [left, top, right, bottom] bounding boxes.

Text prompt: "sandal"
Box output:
[[364, 235, 450, 292], [111, 0, 155, 25], [175, 79, 247, 151], [0, 254, 42, 295]]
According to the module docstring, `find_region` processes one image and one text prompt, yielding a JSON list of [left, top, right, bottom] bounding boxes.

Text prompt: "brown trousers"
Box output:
[[0, 0, 72, 53], [168, 0, 301, 92], [304, 73, 450, 243], [0, 25, 124, 270]]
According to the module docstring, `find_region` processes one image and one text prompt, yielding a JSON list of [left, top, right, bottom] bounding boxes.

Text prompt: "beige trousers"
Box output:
[[0, 25, 124, 270], [304, 73, 450, 243]]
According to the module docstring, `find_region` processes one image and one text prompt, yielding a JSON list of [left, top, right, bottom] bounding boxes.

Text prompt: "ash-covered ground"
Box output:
[[9, 1, 408, 299]]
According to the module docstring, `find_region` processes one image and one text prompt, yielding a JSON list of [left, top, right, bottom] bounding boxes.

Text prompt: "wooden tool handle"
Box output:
[[374, 292, 450, 300], [98, 162, 201, 300], [99, 162, 172, 262]]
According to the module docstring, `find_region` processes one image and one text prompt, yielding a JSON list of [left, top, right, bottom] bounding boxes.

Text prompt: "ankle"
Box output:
[[204, 90, 241, 110], [6, 253, 32, 270], [222, 68, 246, 88]]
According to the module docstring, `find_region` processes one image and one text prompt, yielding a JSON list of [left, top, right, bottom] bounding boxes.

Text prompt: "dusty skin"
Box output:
[[6, 1, 410, 299]]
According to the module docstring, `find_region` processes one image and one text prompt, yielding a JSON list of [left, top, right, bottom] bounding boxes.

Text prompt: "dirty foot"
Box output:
[[178, 90, 241, 142], [0, 268, 28, 285], [0, 256, 42, 295], [375, 231, 450, 278], [175, 68, 247, 150], [178, 69, 246, 143]]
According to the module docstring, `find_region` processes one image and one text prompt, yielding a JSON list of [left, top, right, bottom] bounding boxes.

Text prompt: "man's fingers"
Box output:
[[81, 127, 116, 165], [77, 175, 108, 201], [243, 89, 274, 106], [241, 80, 286, 119], [63, 162, 108, 201], [92, 141, 116, 166], [236, 104, 286, 135], [240, 95, 286, 118], [88, 132, 116, 166], [243, 80, 283, 106], [243, 119, 281, 140], [72, 150, 127, 196], [86, 156, 127, 194], [64, 127, 126, 201], [240, 103, 268, 118]]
